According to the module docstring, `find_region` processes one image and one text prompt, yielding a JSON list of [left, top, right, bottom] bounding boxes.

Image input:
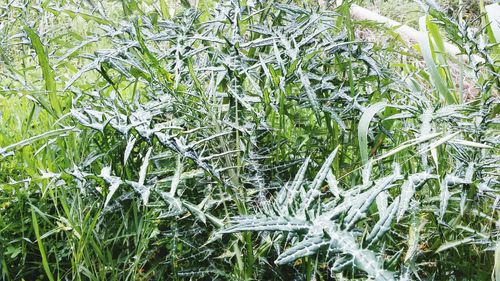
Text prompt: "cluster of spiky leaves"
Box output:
[[0, 0, 498, 280]]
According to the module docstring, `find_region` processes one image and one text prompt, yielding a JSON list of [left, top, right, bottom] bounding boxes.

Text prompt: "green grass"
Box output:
[[0, 0, 498, 280]]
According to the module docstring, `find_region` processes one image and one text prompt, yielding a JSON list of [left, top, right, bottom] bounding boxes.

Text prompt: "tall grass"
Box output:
[[0, 0, 498, 280]]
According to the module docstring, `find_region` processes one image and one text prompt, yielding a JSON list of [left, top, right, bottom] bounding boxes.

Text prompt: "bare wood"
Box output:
[[333, 1, 484, 63]]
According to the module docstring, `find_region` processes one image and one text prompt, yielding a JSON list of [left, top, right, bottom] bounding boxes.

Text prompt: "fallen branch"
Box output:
[[333, 1, 486, 63]]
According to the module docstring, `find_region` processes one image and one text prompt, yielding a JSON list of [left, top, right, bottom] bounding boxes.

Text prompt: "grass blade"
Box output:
[[31, 207, 55, 281], [358, 102, 387, 164], [23, 24, 61, 115], [417, 16, 457, 104]]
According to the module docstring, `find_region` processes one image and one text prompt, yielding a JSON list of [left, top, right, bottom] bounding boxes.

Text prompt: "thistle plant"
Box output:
[[0, 0, 498, 280]]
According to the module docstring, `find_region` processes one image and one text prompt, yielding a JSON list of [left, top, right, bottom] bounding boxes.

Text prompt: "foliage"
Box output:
[[0, 0, 498, 280]]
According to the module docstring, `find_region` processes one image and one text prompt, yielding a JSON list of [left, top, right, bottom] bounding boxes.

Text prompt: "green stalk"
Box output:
[[31, 208, 55, 281]]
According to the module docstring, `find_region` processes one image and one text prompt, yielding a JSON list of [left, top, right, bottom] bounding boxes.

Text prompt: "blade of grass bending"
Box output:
[[449, 139, 493, 149], [23, 24, 62, 115], [358, 102, 387, 164], [374, 132, 442, 162], [435, 237, 475, 253], [426, 16, 457, 97], [0, 127, 78, 157], [418, 16, 457, 104], [44, 7, 112, 25], [418, 131, 460, 155], [31, 207, 55, 281], [339, 133, 442, 181]]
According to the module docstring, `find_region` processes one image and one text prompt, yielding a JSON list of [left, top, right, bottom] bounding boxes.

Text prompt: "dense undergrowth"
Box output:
[[0, 0, 499, 280]]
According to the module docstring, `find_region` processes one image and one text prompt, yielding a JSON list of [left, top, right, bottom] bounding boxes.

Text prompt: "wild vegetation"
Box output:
[[0, 0, 498, 280]]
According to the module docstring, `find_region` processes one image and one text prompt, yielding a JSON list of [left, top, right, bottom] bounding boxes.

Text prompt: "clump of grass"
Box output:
[[0, 0, 498, 280]]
